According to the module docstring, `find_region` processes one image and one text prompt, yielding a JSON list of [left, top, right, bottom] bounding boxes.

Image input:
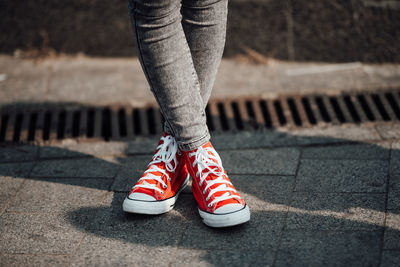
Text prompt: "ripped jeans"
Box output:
[[127, 0, 228, 151]]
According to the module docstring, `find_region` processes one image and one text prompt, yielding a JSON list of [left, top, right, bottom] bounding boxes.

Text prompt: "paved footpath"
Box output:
[[1, 55, 400, 266], [0, 124, 399, 266]]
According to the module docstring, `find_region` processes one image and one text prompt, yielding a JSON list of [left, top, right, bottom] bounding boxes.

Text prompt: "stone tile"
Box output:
[[0, 176, 24, 213], [69, 230, 179, 267], [211, 126, 380, 151], [179, 211, 284, 250], [383, 211, 400, 250], [39, 141, 134, 159], [0, 254, 70, 267], [168, 249, 212, 267], [30, 159, 78, 177], [381, 250, 400, 267], [388, 175, 400, 210], [229, 175, 294, 211], [302, 142, 390, 160], [6, 178, 110, 213], [376, 124, 400, 139], [172, 248, 275, 267], [211, 131, 300, 150], [73, 157, 121, 178], [0, 163, 33, 212], [110, 155, 151, 191], [0, 213, 84, 254], [391, 142, 400, 175], [286, 192, 386, 230], [31, 157, 120, 178], [0, 146, 38, 163], [65, 192, 193, 233], [0, 162, 34, 178], [219, 148, 300, 175], [286, 125, 381, 143], [295, 159, 388, 192], [275, 230, 381, 266], [125, 138, 159, 155]]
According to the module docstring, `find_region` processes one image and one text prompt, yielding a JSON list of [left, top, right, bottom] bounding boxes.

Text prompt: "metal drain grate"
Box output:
[[1, 89, 400, 144]]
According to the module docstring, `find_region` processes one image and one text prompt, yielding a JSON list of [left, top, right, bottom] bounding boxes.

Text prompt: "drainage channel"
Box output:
[[1, 89, 400, 144]]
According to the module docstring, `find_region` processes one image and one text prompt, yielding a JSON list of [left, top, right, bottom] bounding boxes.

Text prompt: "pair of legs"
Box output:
[[128, 0, 227, 150], [123, 0, 250, 227]]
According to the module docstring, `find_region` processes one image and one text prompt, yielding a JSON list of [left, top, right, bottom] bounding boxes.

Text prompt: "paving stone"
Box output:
[[69, 230, 179, 267], [285, 125, 381, 143], [6, 178, 110, 213], [0, 162, 34, 178], [275, 230, 381, 266], [286, 192, 385, 230], [31, 157, 120, 178], [211, 126, 380, 150], [30, 159, 78, 177], [302, 142, 390, 160], [72, 157, 121, 178], [391, 142, 400, 175], [179, 211, 284, 250], [383, 211, 400, 250], [124, 138, 159, 155], [0, 146, 38, 163], [219, 148, 300, 175], [65, 192, 193, 233], [229, 175, 294, 212], [376, 124, 400, 139], [0, 163, 34, 212], [168, 249, 213, 267], [0, 254, 70, 267], [381, 250, 400, 267], [388, 175, 400, 210], [0, 176, 24, 213], [171, 248, 275, 267], [110, 155, 151, 191], [0, 213, 84, 254], [211, 131, 301, 150], [38, 139, 156, 159], [295, 159, 388, 192]]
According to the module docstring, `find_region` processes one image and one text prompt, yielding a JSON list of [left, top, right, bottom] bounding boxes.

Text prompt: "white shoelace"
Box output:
[[134, 135, 178, 194], [189, 146, 241, 207]]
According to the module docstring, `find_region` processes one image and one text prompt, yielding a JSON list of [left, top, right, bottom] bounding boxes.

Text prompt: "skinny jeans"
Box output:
[[127, 0, 228, 151]]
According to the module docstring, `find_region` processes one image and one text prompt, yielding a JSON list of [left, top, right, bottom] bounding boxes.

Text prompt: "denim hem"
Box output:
[[163, 121, 174, 136], [177, 130, 210, 151]]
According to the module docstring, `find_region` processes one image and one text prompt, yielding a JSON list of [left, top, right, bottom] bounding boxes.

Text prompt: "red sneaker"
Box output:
[[123, 133, 190, 215], [184, 141, 250, 227]]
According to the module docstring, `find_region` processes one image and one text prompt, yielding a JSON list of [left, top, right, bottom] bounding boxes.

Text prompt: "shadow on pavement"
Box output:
[[0, 101, 398, 266]]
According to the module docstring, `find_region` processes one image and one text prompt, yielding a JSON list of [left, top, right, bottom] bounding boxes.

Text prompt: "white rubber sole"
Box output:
[[198, 204, 250, 228], [122, 174, 190, 215]]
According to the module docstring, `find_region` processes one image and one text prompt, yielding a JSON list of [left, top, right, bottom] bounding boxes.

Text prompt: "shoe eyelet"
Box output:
[[160, 191, 164, 194], [163, 185, 167, 189], [208, 204, 212, 207]]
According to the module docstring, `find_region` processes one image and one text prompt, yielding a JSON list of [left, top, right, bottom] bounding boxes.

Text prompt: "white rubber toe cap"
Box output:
[[128, 192, 156, 201], [214, 203, 244, 214]]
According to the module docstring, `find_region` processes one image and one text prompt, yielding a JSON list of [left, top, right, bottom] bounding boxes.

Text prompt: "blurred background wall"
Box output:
[[1, 0, 399, 62]]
